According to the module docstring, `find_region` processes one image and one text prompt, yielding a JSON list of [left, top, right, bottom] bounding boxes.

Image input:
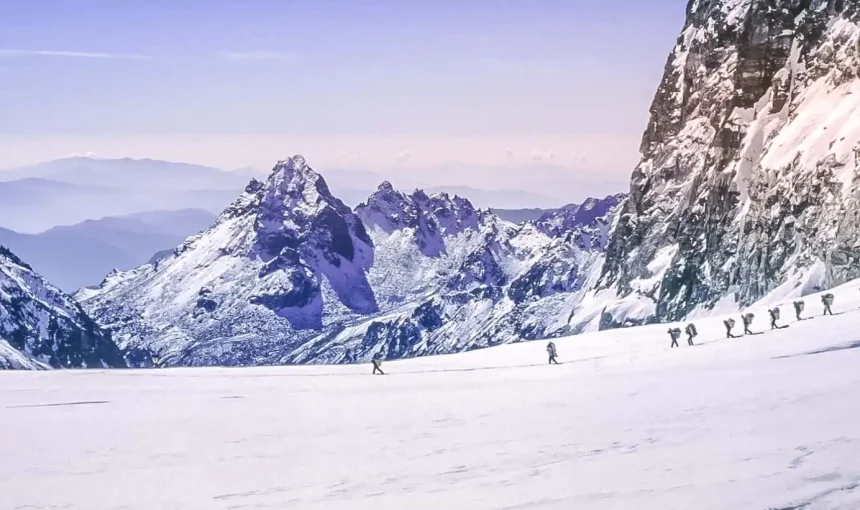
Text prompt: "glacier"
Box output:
[[3, 281, 860, 508]]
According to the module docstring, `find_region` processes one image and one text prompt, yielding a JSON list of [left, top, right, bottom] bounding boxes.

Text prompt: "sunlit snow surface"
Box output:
[[3, 283, 860, 509]]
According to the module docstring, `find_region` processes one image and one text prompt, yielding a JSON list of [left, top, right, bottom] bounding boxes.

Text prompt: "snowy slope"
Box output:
[[290, 184, 619, 364], [3, 281, 860, 509], [78, 158, 624, 367], [0, 246, 125, 369], [599, 0, 860, 324]]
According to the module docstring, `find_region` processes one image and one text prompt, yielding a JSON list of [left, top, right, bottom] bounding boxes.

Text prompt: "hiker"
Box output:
[[546, 341, 559, 364], [724, 318, 738, 338], [768, 307, 782, 329], [344, 348, 356, 364], [371, 353, 385, 375], [793, 300, 805, 321], [685, 323, 698, 346], [741, 313, 755, 335], [822, 293, 834, 316], [668, 327, 682, 348]]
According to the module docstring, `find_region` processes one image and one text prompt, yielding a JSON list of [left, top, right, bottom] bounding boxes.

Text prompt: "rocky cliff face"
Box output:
[[598, 0, 860, 325], [78, 157, 626, 366], [0, 246, 125, 369]]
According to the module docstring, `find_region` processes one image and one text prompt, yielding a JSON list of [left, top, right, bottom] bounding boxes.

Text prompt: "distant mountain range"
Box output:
[[0, 158, 244, 232], [0, 157, 587, 231], [0, 209, 216, 292], [0, 157, 248, 189]]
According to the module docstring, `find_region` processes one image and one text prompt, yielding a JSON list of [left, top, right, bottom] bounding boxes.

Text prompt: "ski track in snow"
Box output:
[[3, 284, 860, 509]]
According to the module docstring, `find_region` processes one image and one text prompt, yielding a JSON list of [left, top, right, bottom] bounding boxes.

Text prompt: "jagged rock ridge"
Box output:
[[78, 157, 626, 366], [0, 246, 125, 369]]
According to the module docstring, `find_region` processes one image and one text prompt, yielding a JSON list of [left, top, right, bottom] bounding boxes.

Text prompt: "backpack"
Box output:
[[686, 324, 697, 336], [770, 308, 780, 320], [794, 300, 805, 312], [742, 313, 754, 325], [822, 293, 834, 305], [725, 318, 735, 328]]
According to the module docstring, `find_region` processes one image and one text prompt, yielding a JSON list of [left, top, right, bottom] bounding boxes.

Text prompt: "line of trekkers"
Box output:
[[370, 293, 842, 374], [667, 292, 837, 348]]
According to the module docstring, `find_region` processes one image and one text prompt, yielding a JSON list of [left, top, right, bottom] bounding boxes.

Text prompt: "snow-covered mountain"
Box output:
[[595, 0, 860, 326], [78, 156, 624, 367], [0, 246, 126, 369]]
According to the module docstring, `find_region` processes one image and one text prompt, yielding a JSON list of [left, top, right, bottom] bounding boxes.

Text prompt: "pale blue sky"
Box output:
[[0, 0, 686, 192]]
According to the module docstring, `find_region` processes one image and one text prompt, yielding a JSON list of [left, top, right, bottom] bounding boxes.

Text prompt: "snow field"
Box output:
[[2, 282, 860, 509]]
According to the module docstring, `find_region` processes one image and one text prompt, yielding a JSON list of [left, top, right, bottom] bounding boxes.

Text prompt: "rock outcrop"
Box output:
[[1, 246, 125, 369], [599, 0, 860, 324]]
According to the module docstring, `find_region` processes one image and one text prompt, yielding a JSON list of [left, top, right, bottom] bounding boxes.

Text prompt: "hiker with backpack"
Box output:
[[371, 353, 385, 375], [741, 313, 755, 335], [546, 341, 559, 364], [668, 327, 682, 348], [685, 323, 698, 346], [793, 300, 805, 321], [822, 293, 835, 316], [768, 307, 786, 329], [724, 318, 738, 338]]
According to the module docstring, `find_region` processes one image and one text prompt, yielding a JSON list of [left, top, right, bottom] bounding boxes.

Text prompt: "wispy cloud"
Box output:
[[219, 51, 296, 63], [0, 49, 150, 60]]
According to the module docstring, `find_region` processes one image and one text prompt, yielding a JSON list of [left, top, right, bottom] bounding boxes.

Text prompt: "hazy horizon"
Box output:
[[0, 0, 686, 201]]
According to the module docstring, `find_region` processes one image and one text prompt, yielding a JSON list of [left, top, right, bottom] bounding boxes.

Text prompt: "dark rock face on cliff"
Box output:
[[599, 0, 860, 324], [1, 246, 125, 369]]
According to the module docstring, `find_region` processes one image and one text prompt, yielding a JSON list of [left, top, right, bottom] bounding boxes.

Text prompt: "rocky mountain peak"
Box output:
[[355, 183, 482, 256], [1, 246, 125, 369], [413, 191, 479, 236], [78, 153, 628, 367], [261, 155, 344, 216], [534, 194, 626, 241]]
